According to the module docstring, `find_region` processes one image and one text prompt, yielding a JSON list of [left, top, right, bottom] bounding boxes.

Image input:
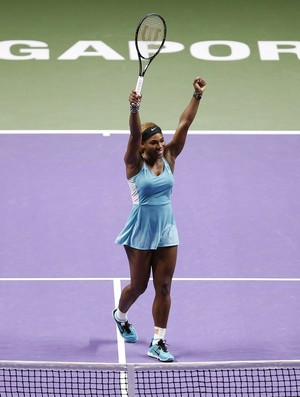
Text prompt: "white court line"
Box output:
[[0, 130, 300, 135], [174, 277, 300, 282], [0, 278, 130, 281], [1, 277, 300, 281], [112, 279, 128, 396], [113, 278, 127, 365]]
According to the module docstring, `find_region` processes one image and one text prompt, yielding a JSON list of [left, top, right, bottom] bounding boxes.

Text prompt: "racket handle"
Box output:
[[135, 76, 144, 96]]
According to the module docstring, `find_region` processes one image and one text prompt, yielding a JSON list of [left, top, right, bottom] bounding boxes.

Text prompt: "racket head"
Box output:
[[135, 13, 167, 61]]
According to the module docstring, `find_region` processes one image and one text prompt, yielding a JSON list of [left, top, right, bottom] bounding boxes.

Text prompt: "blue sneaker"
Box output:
[[147, 339, 174, 362], [112, 309, 138, 343]]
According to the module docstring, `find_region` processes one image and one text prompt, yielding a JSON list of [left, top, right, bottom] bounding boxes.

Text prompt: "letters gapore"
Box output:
[[0, 40, 299, 61]]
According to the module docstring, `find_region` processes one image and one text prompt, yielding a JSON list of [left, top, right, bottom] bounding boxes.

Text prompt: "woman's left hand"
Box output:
[[193, 76, 207, 93]]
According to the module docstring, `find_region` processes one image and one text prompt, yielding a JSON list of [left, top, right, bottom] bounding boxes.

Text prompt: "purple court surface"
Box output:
[[0, 133, 300, 364]]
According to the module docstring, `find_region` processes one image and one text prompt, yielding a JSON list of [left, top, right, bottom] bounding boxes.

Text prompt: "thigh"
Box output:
[[151, 246, 178, 286], [124, 245, 153, 287]]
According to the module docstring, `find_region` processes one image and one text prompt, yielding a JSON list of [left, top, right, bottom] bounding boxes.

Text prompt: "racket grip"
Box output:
[[135, 76, 144, 96]]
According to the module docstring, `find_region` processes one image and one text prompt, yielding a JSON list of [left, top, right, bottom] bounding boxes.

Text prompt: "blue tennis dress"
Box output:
[[115, 157, 179, 250]]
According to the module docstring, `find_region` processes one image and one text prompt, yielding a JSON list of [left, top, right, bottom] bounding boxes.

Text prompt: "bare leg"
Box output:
[[151, 246, 177, 328], [118, 246, 153, 313]]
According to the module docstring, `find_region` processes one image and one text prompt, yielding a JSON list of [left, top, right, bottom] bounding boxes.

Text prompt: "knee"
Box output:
[[130, 281, 148, 297], [155, 281, 171, 297]]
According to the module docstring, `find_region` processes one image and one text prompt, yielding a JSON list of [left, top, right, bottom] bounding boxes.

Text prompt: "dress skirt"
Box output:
[[115, 202, 179, 250]]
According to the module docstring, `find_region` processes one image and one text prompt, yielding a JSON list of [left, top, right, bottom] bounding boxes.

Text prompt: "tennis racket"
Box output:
[[135, 13, 167, 95]]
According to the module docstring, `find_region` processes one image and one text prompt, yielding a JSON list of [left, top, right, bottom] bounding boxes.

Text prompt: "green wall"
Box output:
[[0, 0, 299, 130]]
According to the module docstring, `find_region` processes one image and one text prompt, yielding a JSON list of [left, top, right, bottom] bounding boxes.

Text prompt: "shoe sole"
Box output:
[[147, 351, 174, 362]]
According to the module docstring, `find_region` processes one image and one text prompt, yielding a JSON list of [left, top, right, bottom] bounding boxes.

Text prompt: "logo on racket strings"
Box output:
[[141, 25, 163, 42]]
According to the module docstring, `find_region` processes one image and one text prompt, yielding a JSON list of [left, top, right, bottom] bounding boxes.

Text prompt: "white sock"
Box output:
[[153, 327, 166, 344], [115, 309, 128, 323]]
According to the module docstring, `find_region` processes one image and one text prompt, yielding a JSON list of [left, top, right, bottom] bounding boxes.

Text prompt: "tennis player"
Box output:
[[113, 76, 207, 362]]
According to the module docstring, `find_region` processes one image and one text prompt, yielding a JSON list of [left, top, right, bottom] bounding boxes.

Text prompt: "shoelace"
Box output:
[[156, 339, 168, 352], [120, 321, 132, 334]]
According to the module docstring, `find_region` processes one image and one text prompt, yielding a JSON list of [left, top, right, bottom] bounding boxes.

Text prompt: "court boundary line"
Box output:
[[113, 278, 127, 365], [0, 130, 300, 135], [1, 277, 300, 281]]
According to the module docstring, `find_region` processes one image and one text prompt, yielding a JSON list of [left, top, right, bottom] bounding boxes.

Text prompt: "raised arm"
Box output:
[[124, 91, 143, 178], [166, 76, 206, 163]]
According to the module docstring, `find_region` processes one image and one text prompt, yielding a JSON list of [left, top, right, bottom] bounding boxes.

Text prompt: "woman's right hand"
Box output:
[[129, 90, 142, 106]]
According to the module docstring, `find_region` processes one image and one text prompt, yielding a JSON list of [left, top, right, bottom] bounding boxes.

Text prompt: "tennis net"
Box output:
[[0, 360, 300, 397]]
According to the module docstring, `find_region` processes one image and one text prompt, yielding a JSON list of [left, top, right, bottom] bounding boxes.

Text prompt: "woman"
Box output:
[[113, 76, 207, 362]]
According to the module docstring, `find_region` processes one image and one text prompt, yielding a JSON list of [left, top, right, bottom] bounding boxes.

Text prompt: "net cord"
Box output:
[[1, 359, 300, 371]]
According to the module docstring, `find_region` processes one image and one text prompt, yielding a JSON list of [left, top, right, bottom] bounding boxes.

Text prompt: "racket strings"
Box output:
[[136, 16, 165, 59]]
